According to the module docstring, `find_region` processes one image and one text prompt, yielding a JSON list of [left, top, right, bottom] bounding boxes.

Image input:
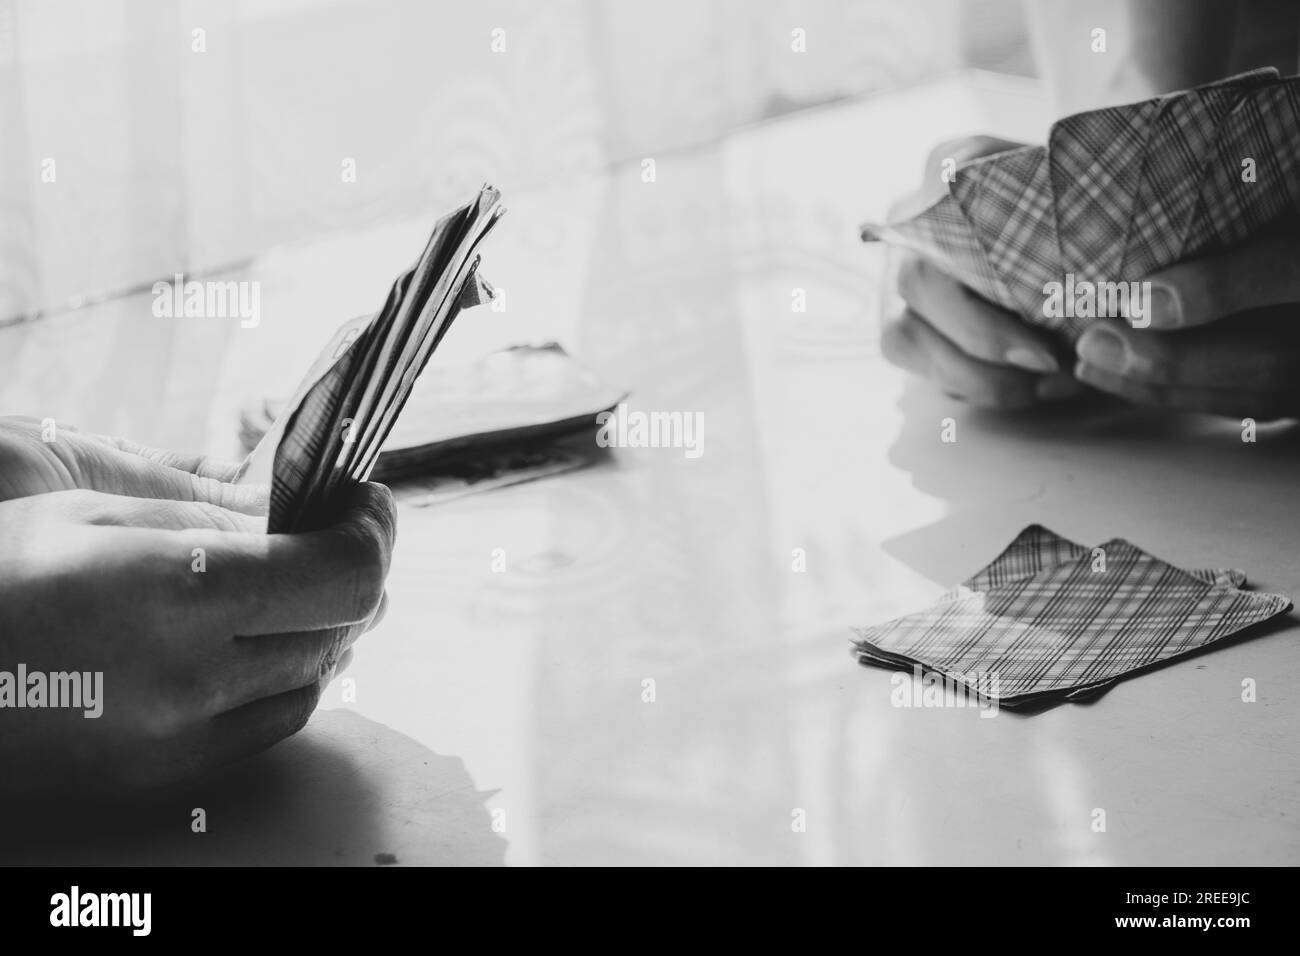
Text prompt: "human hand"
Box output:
[[880, 137, 1085, 409], [0, 431, 395, 797], [0, 415, 265, 510], [1074, 228, 1300, 419]]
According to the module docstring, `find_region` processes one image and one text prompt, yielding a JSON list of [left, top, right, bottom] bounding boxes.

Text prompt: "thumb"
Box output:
[[1143, 228, 1300, 330]]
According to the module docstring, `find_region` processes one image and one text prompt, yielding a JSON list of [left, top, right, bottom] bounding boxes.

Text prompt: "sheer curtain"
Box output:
[[0, 0, 1025, 327]]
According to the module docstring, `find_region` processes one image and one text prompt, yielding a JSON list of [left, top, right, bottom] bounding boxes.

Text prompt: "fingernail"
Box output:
[[1076, 326, 1131, 373], [1142, 283, 1182, 329], [1036, 374, 1083, 401], [1004, 347, 1059, 373]]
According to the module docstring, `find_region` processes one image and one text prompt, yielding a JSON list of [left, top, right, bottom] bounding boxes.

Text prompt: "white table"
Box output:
[[3, 72, 1297, 866]]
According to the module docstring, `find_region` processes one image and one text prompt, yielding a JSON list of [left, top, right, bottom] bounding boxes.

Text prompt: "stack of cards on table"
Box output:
[[861, 69, 1300, 340], [852, 526, 1292, 709], [235, 184, 505, 532], [239, 343, 629, 484]]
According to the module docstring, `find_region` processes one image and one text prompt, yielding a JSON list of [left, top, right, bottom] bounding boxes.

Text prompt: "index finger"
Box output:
[[897, 255, 1064, 374], [88, 434, 245, 483]]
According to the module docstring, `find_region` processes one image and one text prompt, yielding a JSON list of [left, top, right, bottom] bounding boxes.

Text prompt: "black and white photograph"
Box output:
[[0, 0, 1296, 920]]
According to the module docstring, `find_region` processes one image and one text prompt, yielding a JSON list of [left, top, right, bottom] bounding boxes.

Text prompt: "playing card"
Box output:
[[366, 342, 626, 479], [852, 530, 1291, 707], [860, 195, 1013, 307], [239, 343, 630, 484], [403, 443, 592, 508], [259, 317, 380, 531], [341, 243, 496, 488], [859, 525, 1249, 704], [1182, 75, 1300, 258], [323, 205, 471, 491], [234, 312, 374, 490], [1048, 97, 1163, 284], [942, 524, 1246, 600], [1121, 68, 1278, 277], [339, 190, 504, 486], [236, 184, 505, 532], [950, 145, 1062, 326], [348, 273, 495, 483]]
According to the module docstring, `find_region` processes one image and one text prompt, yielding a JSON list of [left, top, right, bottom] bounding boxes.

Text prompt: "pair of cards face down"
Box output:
[[852, 526, 1292, 709], [235, 185, 505, 532], [861, 69, 1300, 340]]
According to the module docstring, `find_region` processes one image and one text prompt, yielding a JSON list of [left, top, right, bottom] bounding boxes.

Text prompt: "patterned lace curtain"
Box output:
[[0, 0, 1026, 328]]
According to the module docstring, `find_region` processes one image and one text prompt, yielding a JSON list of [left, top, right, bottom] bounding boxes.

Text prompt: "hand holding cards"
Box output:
[[235, 185, 505, 532], [862, 69, 1300, 341]]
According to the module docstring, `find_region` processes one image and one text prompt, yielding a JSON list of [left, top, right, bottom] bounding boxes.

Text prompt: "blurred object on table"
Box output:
[[239, 342, 627, 486]]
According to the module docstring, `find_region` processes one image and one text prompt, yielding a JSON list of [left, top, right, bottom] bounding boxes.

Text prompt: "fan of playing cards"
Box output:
[[235, 184, 505, 532], [861, 68, 1300, 340]]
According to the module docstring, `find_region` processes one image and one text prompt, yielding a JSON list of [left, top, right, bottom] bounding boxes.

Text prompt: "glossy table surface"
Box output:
[[3, 72, 1298, 866]]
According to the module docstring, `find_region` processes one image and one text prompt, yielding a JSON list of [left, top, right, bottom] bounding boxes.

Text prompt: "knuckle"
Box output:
[[287, 683, 321, 736], [190, 474, 229, 508], [365, 591, 389, 632], [194, 498, 248, 532], [314, 627, 350, 684]]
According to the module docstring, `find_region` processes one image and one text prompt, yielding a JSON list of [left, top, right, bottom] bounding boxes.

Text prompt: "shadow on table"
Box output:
[[882, 378, 1300, 587], [873, 378, 1300, 715], [0, 710, 504, 866]]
